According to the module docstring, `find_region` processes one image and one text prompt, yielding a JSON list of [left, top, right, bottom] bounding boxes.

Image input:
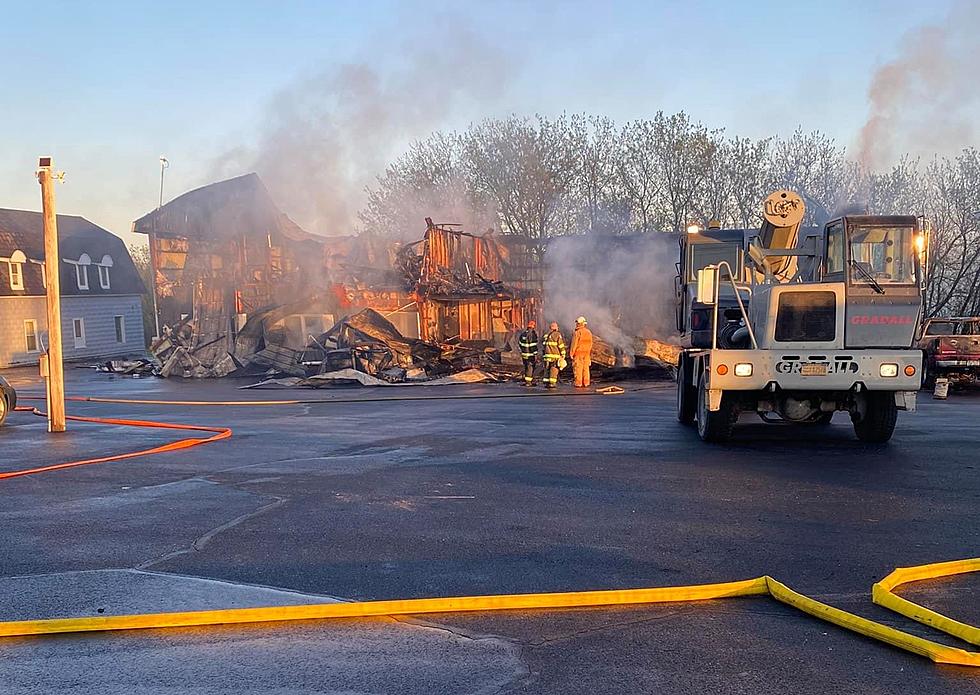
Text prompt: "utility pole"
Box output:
[[37, 157, 66, 433]]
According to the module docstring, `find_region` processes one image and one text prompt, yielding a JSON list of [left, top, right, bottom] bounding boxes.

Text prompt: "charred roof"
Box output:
[[131, 173, 318, 244]]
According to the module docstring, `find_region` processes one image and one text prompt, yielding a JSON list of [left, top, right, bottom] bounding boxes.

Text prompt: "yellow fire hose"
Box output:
[[0, 560, 975, 666]]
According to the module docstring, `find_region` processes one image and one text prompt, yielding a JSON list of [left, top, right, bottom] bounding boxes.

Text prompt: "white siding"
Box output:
[[0, 294, 146, 367]]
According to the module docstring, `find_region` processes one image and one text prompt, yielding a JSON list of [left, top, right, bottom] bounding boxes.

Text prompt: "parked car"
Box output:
[[917, 317, 980, 387], [0, 375, 17, 427]]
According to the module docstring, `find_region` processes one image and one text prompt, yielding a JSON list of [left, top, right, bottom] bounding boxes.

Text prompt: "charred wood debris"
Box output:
[[126, 222, 679, 387]]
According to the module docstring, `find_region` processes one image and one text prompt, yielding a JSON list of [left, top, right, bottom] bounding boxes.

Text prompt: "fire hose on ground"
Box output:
[[1, 395, 977, 667]]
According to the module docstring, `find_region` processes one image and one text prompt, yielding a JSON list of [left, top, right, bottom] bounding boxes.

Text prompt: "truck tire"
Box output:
[[852, 392, 898, 443], [696, 372, 736, 442], [676, 354, 696, 425]]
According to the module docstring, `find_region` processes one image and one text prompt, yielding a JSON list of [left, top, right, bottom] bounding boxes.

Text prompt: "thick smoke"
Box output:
[[213, 17, 513, 236], [857, 2, 980, 170], [544, 233, 681, 349]]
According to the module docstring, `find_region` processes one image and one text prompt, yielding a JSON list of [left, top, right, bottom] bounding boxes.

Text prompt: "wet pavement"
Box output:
[[1, 367, 978, 694]]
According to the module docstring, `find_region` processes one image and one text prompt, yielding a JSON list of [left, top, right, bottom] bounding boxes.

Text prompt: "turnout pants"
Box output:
[[573, 357, 591, 387], [522, 357, 536, 384], [543, 359, 560, 387]]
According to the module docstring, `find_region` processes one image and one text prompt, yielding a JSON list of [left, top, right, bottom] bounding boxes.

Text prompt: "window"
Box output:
[[925, 321, 956, 336], [849, 225, 915, 285], [73, 318, 86, 348], [775, 291, 836, 342], [8, 250, 26, 290], [98, 254, 113, 289], [114, 315, 126, 343], [24, 320, 39, 352], [76, 264, 89, 290], [825, 222, 845, 277], [9, 261, 23, 290], [689, 242, 741, 282]]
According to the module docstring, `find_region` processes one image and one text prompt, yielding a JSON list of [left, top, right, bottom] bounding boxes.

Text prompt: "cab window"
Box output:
[[825, 222, 845, 277]]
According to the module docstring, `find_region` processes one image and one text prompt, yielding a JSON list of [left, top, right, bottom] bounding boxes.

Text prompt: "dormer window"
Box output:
[[97, 254, 113, 289], [75, 253, 91, 290], [8, 250, 25, 290]]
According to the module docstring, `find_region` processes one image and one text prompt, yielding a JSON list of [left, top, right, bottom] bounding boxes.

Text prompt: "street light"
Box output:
[[158, 156, 169, 209]]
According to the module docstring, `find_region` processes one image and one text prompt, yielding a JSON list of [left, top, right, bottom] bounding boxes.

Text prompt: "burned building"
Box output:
[[132, 173, 325, 333], [138, 175, 539, 379], [396, 220, 538, 345]]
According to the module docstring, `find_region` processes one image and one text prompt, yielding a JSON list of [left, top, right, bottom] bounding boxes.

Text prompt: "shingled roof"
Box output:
[[0, 209, 145, 297], [131, 173, 316, 243]]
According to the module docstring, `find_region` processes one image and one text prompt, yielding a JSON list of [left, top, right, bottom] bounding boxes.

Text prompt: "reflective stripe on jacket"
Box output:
[[543, 330, 566, 360], [518, 329, 539, 359]]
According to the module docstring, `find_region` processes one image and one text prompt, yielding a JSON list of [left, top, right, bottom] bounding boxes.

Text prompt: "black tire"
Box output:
[[676, 354, 696, 425], [696, 372, 737, 442], [852, 391, 898, 443], [0, 394, 7, 428]]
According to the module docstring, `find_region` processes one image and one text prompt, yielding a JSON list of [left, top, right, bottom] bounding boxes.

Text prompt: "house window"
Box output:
[[98, 254, 113, 289], [76, 264, 89, 290], [114, 315, 126, 343], [9, 261, 23, 290], [8, 250, 26, 290], [73, 318, 86, 348], [24, 319, 39, 352]]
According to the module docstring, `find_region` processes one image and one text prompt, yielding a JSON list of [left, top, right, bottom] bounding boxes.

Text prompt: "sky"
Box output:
[[0, 0, 964, 245]]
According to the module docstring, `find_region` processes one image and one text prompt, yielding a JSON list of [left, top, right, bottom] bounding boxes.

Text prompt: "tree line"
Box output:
[[362, 111, 978, 317]]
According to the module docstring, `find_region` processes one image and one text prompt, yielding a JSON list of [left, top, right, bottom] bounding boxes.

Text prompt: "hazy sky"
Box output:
[[0, 0, 963, 244]]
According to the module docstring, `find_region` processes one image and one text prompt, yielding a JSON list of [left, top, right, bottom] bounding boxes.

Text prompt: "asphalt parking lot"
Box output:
[[1, 367, 978, 694]]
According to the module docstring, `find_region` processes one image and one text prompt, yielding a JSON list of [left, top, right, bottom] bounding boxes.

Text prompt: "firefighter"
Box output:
[[518, 319, 539, 386], [569, 316, 593, 388], [542, 321, 566, 389]]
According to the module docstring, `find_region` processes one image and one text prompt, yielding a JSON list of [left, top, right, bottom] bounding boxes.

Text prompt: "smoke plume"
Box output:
[[857, 2, 980, 170], [213, 17, 514, 236], [544, 233, 681, 349]]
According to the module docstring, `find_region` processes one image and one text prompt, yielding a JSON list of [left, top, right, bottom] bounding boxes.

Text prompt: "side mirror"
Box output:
[[697, 266, 717, 305]]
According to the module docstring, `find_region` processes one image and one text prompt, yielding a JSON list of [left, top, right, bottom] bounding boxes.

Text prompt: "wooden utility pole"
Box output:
[[38, 157, 66, 433]]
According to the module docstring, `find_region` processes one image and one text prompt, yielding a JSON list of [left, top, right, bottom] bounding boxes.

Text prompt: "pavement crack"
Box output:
[[135, 494, 287, 570], [389, 616, 534, 694], [523, 607, 695, 648]]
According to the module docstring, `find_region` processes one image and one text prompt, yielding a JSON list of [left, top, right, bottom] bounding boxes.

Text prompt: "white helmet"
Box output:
[[575, 316, 587, 325]]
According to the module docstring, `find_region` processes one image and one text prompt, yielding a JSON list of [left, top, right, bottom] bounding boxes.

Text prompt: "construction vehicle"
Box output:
[[676, 191, 926, 443]]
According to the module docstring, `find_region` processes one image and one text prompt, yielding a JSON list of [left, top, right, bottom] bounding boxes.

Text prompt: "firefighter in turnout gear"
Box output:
[[542, 321, 566, 389], [570, 316, 593, 388], [518, 319, 539, 386]]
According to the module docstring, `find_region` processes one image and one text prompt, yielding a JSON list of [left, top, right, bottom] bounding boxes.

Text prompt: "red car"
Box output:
[[917, 317, 980, 387]]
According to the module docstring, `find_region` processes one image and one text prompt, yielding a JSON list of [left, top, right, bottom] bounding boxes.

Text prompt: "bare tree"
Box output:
[[727, 136, 773, 227], [650, 112, 719, 232], [462, 114, 585, 248], [770, 128, 861, 223], [616, 119, 663, 233], [575, 116, 631, 234], [360, 133, 496, 238]]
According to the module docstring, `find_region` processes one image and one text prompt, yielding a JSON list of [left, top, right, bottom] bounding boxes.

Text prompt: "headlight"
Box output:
[[734, 362, 753, 377], [879, 363, 898, 378]]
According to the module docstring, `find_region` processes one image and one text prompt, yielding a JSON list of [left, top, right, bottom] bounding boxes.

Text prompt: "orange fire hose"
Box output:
[[2, 405, 231, 481]]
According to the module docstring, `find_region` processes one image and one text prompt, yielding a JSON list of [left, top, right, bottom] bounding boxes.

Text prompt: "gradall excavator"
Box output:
[[675, 191, 927, 443]]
